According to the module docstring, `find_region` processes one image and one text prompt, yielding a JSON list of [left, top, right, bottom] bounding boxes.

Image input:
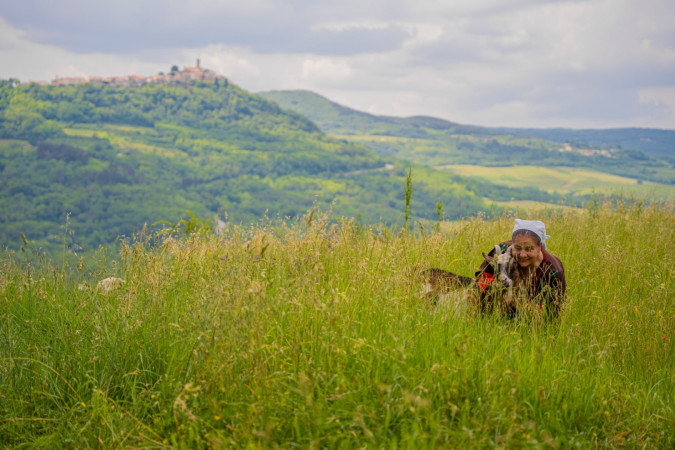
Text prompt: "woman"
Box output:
[[476, 219, 567, 319]]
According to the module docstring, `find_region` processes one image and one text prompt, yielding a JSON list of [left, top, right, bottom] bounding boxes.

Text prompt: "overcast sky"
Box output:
[[1, 0, 674, 129]]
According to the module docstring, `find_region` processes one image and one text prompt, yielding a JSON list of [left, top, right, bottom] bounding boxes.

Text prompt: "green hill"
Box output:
[[1, 80, 562, 256], [258, 89, 491, 137], [259, 90, 675, 185]]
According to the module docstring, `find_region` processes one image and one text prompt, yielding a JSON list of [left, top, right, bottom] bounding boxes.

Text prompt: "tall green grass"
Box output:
[[1, 200, 673, 447]]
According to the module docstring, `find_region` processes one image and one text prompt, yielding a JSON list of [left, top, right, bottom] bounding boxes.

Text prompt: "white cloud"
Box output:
[[638, 86, 675, 125], [0, 17, 168, 82], [301, 58, 353, 83]]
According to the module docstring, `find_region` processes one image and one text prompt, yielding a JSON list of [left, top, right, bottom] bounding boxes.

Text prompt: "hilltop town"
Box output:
[[43, 59, 226, 87]]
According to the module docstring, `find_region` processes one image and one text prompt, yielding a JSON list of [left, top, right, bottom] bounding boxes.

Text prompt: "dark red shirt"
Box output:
[[475, 241, 567, 318]]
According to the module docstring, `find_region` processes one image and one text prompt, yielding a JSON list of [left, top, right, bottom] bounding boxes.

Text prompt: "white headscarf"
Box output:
[[512, 219, 551, 250]]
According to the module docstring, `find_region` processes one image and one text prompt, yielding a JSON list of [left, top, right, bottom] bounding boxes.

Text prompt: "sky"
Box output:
[[1, 0, 674, 130]]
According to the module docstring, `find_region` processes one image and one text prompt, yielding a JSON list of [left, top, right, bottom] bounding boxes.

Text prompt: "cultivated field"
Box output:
[[1, 200, 673, 447], [438, 164, 675, 200]]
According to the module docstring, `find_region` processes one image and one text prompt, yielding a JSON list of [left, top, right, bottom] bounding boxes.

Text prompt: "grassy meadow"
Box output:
[[1, 200, 673, 447]]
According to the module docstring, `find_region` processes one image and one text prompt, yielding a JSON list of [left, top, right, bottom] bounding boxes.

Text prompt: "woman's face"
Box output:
[[512, 234, 543, 268]]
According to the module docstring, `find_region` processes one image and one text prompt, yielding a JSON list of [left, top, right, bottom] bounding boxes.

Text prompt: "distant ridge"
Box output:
[[259, 89, 674, 184], [496, 127, 675, 159], [259, 89, 675, 160], [259, 89, 493, 137]]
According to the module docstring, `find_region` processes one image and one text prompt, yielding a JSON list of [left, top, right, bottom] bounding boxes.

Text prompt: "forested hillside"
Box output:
[[260, 90, 674, 184], [0, 80, 562, 256]]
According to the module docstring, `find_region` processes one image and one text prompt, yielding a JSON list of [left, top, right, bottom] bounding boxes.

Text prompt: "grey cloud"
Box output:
[[406, 13, 549, 69], [248, 26, 411, 55], [536, 89, 664, 123], [0, 1, 409, 55], [466, 64, 675, 124], [409, 36, 485, 67], [409, 35, 536, 68]]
